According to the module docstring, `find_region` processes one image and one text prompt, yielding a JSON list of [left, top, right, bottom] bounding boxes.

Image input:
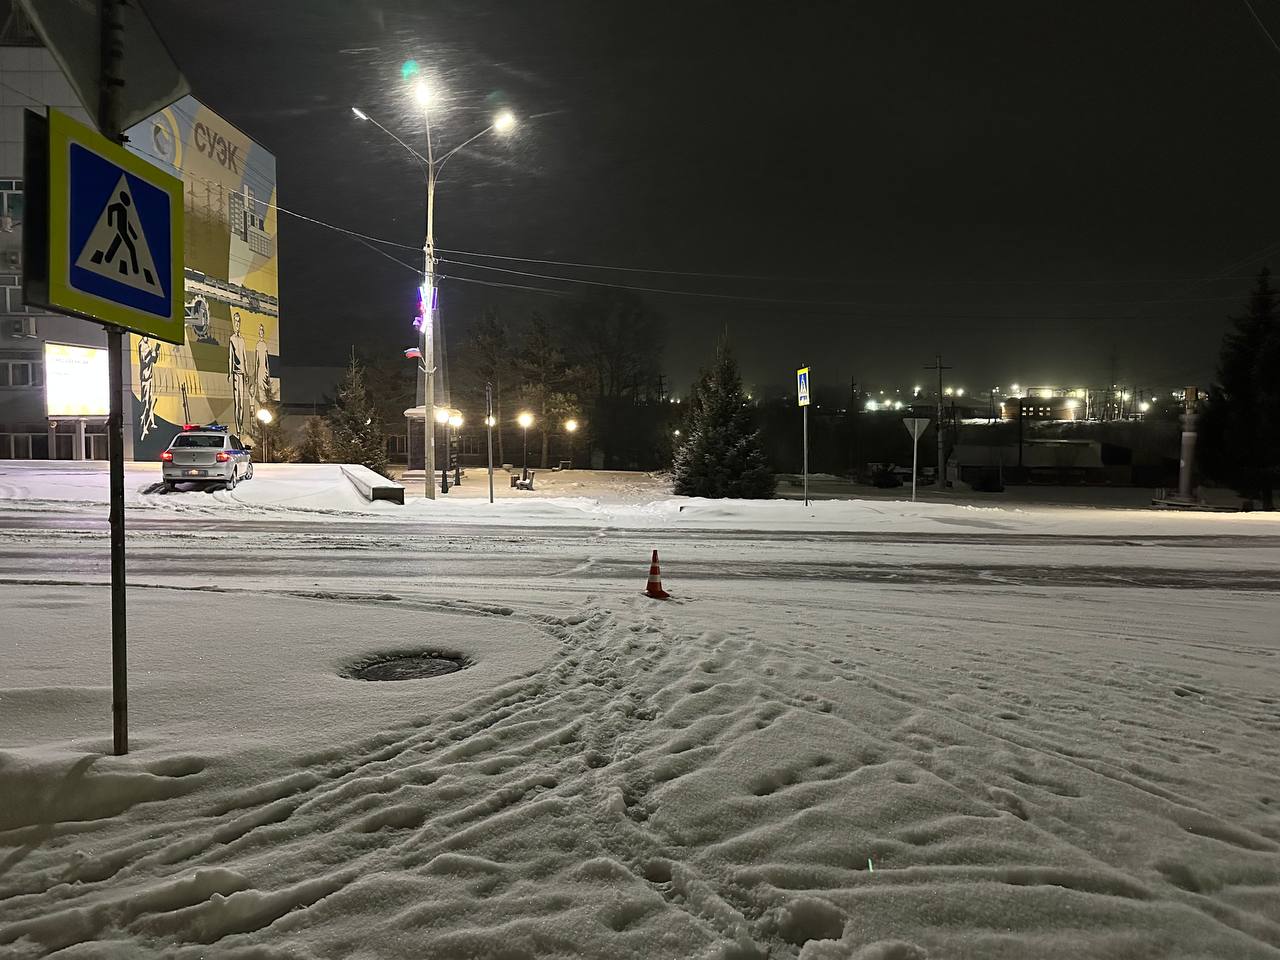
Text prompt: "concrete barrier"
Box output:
[[340, 464, 405, 504]]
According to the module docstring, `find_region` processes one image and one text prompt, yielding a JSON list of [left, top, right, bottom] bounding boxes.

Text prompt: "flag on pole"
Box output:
[[404, 347, 423, 360]]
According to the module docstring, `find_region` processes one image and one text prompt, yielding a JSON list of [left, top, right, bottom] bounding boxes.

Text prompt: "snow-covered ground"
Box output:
[[2, 462, 1280, 958]]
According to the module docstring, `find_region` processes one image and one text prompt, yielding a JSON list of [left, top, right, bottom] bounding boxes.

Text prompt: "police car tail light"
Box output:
[[160, 450, 173, 461], [216, 451, 231, 462]]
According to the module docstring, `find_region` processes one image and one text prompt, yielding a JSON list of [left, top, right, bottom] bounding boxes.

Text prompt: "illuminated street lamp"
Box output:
[[254, 407, 273, 462], [564, 418, 579, 468], [352, 86, 519, 500], [517, 411, 534, 480]]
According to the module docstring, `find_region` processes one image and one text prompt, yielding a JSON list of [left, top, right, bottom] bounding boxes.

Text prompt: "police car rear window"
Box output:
[[172, 435, 224, 448]]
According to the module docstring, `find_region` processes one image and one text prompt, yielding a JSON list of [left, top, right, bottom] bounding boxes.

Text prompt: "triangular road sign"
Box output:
[[73, 175, 162, 296], [903, 417, 930, 440]]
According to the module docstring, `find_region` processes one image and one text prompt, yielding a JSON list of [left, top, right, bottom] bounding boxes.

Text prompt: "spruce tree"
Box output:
[[327, 355, 390, 477], [673, 345, 775, 499], [296, 416, 333, 463], [1200, 270, 1280, 508]]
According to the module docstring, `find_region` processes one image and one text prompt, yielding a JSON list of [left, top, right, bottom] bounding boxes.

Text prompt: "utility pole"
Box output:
[[923, 355, 951, 490]]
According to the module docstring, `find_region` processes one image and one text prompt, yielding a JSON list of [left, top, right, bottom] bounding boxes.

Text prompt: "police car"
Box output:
[[160, 424, 254, 491]]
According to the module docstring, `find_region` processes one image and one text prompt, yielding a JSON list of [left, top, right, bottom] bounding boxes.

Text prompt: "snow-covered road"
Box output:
[[2, 468, 1279, 958]]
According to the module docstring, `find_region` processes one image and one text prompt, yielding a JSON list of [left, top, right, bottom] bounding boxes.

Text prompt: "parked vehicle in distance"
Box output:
[[160, 424, 253, 491]]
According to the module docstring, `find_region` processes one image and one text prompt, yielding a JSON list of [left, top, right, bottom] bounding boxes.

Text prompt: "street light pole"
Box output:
[[352, 98, 516, 501], [517, 411, 534, 481]]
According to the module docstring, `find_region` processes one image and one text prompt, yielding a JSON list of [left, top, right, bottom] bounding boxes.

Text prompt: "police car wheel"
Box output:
[[246, 463, 254, 480], [226, 469, 237, 491]]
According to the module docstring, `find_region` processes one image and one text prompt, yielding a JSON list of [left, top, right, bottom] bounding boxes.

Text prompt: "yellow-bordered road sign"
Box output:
[[41, 109, 184, 343], [797, 366, 811, 406]]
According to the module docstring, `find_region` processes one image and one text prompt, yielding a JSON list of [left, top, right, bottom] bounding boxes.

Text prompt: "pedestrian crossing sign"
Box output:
[[42, 110, 184, 343]]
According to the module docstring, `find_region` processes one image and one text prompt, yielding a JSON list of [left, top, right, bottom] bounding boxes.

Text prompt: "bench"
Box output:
[[341, 464, 405, 504]]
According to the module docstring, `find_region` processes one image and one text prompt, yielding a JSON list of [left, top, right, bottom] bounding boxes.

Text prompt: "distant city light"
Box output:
[[1139, 401, 1151, 413], [865, 399, 879, 411], [956, 388, 965, 397], [944, 387, 955, 396], [893, 400, 904, 410], [1011, 383, 1020, 394]]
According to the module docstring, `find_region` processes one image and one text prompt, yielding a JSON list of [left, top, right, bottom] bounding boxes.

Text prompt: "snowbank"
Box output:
[[3, 459, 1279, 537]]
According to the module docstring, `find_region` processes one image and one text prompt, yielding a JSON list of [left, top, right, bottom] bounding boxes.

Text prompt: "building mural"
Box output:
[[123, 96, 278, 457]]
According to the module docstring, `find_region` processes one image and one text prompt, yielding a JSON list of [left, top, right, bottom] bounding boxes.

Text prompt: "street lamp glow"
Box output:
[[672, 429, 681, 437], [944, 387, 954, 396], [865, 399, 878, 411], [1139, 401, 1151, 413], [564, 419, 579, 433], [413, 80, 431, 106], [484, 415, 496, 427], [956, 387, 965, 397], [448, 413, 463, 428], [493, 110, 516, 133], [256, 408, 273, 425], [434, 407, 450, 425], [351, 106, 368, 121], [517, 411, 534, 429], [913, 385, 922, 395]]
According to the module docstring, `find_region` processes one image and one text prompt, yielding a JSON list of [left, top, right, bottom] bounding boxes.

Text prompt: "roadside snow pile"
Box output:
[[4, 460, 1280, 538]]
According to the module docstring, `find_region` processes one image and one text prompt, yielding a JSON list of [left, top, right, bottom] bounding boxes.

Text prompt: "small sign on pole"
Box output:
[[797, 367, 810, 505], [903, 418, 930, 502]]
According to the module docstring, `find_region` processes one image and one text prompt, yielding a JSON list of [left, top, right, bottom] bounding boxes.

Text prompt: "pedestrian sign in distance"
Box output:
[[25, 109, 184, 343], [797, 366, 810, 407]]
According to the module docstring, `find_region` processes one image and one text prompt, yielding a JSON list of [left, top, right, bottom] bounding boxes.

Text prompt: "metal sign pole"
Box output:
[[911, 430, 918, 502], [101, 0, 129, 756], [802, 404, 809, 506], [107, 326, 128, 753]]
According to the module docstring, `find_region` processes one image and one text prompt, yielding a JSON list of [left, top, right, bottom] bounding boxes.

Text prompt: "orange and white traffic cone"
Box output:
[[643, 549, 671, 599]]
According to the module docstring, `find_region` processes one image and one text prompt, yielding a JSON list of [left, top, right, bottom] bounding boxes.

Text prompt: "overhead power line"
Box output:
[[1242, 0, 1280, 57]]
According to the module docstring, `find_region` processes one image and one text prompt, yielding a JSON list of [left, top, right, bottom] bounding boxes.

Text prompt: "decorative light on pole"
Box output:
[[255, 407, 273, 462]]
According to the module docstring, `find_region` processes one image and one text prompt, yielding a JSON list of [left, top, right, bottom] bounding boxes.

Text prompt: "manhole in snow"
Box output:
[[345, 651, 469, 682]]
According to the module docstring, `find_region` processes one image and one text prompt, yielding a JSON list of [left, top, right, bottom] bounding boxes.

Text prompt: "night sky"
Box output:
[[146, 0, 1280, 397]]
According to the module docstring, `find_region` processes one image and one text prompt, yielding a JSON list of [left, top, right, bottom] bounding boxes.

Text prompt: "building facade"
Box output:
[[0, 8, 280, 461]]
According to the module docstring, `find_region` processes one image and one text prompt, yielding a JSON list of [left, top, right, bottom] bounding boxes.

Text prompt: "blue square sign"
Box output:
[[45, 110, 184, 343]]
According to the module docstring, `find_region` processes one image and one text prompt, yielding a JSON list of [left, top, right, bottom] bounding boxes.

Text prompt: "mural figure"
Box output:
[[228, 312, 247, 434], [253, 323, 271, 411], [137, 336, 162, 438], [184, 294, 217, 344]]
